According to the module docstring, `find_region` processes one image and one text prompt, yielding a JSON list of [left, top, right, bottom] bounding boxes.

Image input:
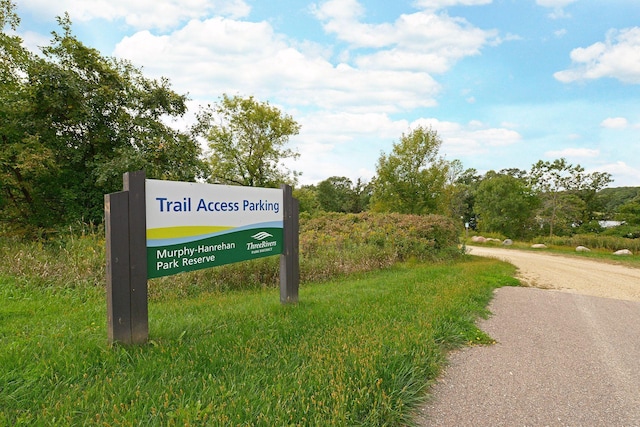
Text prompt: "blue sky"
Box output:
[[14, 0, 640, 187]]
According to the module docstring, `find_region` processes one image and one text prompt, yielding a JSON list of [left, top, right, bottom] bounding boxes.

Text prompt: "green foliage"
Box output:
[[300, 212, 461, 282], [537, 193, 586, 236], [602, 224, 640, 240], [451, 167, 483, 229], [313, 176, 370, 213], [197, 94, 300, 188], [533, 233, 640, 253], [474, 172, 539, 240], [617, 197, 640, 225], [0, 212, 461, 299], [468, 160, 620, 240], [0, 257, 518, 425], [316, 176, 352, 212], [529, 158, 612, 235], [598, 186, 640, 215], [1, 9, 205, 233], [371, 126, 451, 215], [574, 220, 604, 235], [293, 185, 322, 215]]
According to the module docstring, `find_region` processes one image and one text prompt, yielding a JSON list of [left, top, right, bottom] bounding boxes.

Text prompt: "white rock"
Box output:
[[471, 236, 486, 243], [576, 246, 591, 252], [531, 244, 547, 249], [613, 249, 633, 256], [503, 239, 513, 246]]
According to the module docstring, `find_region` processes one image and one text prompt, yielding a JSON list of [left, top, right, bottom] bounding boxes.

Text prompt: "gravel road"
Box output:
[[467, 246, 640, 302], [415, 247, 640, 426]]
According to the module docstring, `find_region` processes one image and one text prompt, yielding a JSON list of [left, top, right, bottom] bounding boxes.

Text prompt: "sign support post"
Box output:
[[105, 190, 132, 344], [280, 184, 299, 303], [123, 171, 148, 343], [106, 171, 148, 345]]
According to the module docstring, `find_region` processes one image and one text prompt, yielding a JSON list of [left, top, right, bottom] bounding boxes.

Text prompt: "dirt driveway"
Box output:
[[467, 246, 640, 301], [415, 246, 640, 426]]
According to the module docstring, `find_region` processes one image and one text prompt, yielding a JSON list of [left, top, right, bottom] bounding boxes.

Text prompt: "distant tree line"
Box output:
[[2, 1, 639, 240], [295, 126, 638, 240]]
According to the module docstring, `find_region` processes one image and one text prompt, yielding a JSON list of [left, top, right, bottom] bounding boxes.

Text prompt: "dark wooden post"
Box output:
[[106, 171, 148, 345], [280, 184, 299, 303], [123, 171, 148, 344], [105, 191, 132, 344]]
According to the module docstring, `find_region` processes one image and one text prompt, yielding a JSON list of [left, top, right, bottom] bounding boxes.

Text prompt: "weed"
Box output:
[[0, 258, 518, 425]]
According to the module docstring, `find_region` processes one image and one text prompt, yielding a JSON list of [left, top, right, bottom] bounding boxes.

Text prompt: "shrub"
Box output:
[[0, 213, 462, 299], [300, 212, 461, 283]]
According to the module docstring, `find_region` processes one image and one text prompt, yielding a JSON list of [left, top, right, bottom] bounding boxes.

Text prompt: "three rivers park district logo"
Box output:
[[147, 229, 283, 279]]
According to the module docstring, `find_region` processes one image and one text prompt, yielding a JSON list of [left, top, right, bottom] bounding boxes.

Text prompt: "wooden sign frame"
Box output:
[[105, 171, 299, 345]]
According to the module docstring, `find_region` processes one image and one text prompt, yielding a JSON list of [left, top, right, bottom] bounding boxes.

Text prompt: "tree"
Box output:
[[0, 0, 18, 33], [529, 158, 612, 236], [598, 187, 640, 216], [576, 171, 613, 223], [351, 178, 372, 213], [197, 94, 300, 188], [315, 176, 370, 213], [293, 185, 322, 215], [1, 7, 206, 231], [474, 172, 540, 239], [370, 126, 450, 215], [451, 167, 482, 230], [617, 197, 640, 226]]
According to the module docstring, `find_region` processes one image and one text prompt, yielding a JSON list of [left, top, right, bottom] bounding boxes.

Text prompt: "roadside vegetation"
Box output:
[[0, 213, 460, 298], [0, 214, 521, 425], [465, 234, 640, 268]]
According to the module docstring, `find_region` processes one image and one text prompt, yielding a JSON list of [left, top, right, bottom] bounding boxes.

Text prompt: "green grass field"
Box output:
[[0, 257, 518, 426]]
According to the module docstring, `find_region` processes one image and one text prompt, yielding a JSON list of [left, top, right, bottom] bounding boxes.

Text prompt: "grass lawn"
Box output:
[[1, 256, 517, 426]]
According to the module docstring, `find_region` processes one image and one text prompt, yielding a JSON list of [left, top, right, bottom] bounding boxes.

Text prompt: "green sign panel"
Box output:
[[146, 180, 284, 279]]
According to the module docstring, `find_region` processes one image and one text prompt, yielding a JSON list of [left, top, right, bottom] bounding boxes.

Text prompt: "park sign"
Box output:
[[105, 171, 299, 345], [146, 179, 283, 278]]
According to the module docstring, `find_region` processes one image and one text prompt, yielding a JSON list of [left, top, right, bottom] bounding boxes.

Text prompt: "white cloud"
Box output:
[[409, 118, 522, 157], [555, 27, 640, 84], [599, 161, 640, 187], [19, 30, 51, 53], [412, 0, 492, 10], [536, 0, 577, 7], [105, 2, 509, 185], [545, 148, 600, 158], [17, 0, 250, 31], [287, 114, 524, 185], [287, 111, 411, 184], [114, 16, 442, 113], [554, 28, 567, 38], [300, 111, 407, 139], [312, 0, 498, 74], [601, 117, 629, 129], [536, 0, 578, 19]]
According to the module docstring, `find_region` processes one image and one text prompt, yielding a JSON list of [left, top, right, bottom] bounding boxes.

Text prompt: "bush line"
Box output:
[[0, 213, 462, 299]]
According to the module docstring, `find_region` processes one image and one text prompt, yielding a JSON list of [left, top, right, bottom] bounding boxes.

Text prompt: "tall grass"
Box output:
[[0, 212, 461, 300], [0, 224, 105, 289], [0, 258, 518, 426], [0, 212, 487, 425], [532, 233, 640, 252]]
